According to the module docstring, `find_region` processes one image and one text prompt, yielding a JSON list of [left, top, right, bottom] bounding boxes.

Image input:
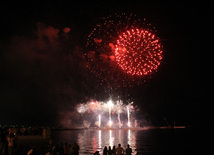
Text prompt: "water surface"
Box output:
[[51, 128, 208, 154]]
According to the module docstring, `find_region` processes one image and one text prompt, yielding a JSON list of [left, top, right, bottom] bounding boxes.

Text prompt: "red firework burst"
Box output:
[[114, 28, 163, 76], [85, 13, 163, 88]]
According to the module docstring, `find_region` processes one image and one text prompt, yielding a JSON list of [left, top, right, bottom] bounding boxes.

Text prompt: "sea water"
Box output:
[[51, 128, 212, 154]]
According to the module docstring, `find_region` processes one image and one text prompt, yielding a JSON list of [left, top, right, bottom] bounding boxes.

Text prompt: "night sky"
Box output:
[[0, 1, 212, 127]]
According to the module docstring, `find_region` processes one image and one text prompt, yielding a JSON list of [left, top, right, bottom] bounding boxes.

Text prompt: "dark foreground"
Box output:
[[1, 127, 213, 154]]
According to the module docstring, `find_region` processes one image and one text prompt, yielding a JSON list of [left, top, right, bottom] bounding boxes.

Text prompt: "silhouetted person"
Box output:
[[108, 146, 112, 155], [103, 146, 108, 155], [59, 143, 64, 155], [94, 151, 100, 155], [64, 142, 69, 155], [7, 134, 14, 155], [112, 145, 116, 155], [116, 144, 124, 155], [0, 130, 7, 155], [72, 142, 79, 155], [125, 145, 132, 155], [68, 144, 72, 155]]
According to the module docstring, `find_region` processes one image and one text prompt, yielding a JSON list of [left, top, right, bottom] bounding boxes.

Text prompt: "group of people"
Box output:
[[102, 144, 132, 155], [0, 127, 80, 155], [2, 127, 133, 155], [0, 131, 16, 155], [42, 142, 80, 155]]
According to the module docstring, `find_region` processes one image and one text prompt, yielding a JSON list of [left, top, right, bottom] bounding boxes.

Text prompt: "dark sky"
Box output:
[[0, 1, 212, 127]]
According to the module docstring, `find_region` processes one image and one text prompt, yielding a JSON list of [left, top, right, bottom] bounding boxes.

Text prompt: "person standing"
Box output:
[[103, 146, 108, 155], [115, 144, 124, 155], [7, 134, 14, 155], [108, 146, 112, 155], [112, 145, 116, 155], [72, 142, 79, 155], [68, 144, 72, 155], [0, 130, 7, 155], [64, 142, 69, 155], [125, 145, 132, 155]]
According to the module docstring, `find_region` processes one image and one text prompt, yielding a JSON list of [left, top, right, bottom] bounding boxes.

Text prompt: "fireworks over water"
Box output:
[[76, 99, 136, 128], [76, 13, 163, 128]]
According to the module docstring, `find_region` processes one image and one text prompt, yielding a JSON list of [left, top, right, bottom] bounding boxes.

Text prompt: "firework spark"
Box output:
[[86, 13, 163, 88], [76, 99, 135, 128], [115, 28, 163, 76]]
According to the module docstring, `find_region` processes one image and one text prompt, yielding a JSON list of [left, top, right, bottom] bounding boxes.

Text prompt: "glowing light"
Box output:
[[107, 100, 113, 107], [76, 99, 138, 128], [117, 100, 123, 128], [108, 100, 113, 127], [63, 27, 70, 33], [128, 129, 131, 144], [91, 102, 95, 105], [128, 121, 130, 127], [109, 130, 114, 147], [98, 114, 101, 128], [98, 130, 101, 149], [109, 120, 113, 127], [127, 107, 131, 127], [118, 113, 122, 128]]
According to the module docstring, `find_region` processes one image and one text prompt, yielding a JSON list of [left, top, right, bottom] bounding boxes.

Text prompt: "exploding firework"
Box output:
[[115, 28, 162, 76], [86, 13, 163, 88], [76, 99, 136, 128]]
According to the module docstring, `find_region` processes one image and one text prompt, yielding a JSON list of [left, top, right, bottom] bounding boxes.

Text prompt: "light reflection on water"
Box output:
[[52, 128, 202, 154], [52, 129, 137, 154]]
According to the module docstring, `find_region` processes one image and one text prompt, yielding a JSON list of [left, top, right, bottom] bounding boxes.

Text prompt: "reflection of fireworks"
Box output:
[[86, 13, 163, 88]]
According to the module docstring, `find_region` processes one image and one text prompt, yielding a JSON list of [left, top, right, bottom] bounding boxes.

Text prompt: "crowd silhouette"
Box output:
[[1, 127, 134, 155], [96, 144, 132, 155], [0, 127, 80, 155]]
